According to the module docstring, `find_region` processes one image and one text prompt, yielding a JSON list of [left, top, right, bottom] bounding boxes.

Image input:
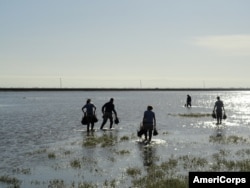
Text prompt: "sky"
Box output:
[[1, 0, 250, 88]]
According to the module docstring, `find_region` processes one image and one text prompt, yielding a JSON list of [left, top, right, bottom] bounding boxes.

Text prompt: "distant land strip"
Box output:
[[1, 88, 250, 91]]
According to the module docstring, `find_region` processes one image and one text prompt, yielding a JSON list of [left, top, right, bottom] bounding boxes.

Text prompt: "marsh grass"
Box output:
[[178, 113, 211, 118], [131, 163, 187, 188], [6, 146, 250, 188], [70, 156, 98, 170], [70, 159, 81, 168], [133, 176, 187, 188], [120, 135, 129, 141], [236, 149, 250, 157], [48, 179, 65, 188], [160, 158, 178, 171], [13, 168, 31, 175], [126, 167, 141, 177], [0, 175, 21, 187], [209, 135, 248, 144], [128, 152, 250, 188], [178, 155, 208, 170], [168, 113, 211, 118], [5, 128, 250, 188], [26, 148, 47, 156], [48, 152, 56, 159], [78, 182, 97, 188], [82, 134, 118, 147], [82, 156, 97, 164], [103, 179, 117, 188], [64, 150, 71, 155], [210, 158, 250, 171], [116, 150, 130, 155]]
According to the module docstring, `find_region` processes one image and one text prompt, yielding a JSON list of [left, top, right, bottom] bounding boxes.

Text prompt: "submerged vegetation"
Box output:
[[82, 134, 118, 147], [209, 135, 249, 144], [177, 113, 211, 118], [48, 152, 56, 159], [0, 175, 21, 188], [2, 131, 250, 188]]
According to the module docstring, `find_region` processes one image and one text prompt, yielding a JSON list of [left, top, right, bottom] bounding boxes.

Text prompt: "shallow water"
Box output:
[[0, 91, 250, 187]]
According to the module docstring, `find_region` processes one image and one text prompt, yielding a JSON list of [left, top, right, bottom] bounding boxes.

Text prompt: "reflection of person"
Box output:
[[138, 140, 157, 167], [213, 96, 225, 125], [82, 99, 96, 132], [100, 98, 117, 130], [186, 94, 192, 107], [143, 147, 154, 166], [142, 106, 156, 144]]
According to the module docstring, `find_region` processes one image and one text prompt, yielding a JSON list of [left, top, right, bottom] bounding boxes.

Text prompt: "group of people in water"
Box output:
[[81, 97, 156, 144], [185, 94, 226, 125], [82, 98, 118, 132], [82, 95, 226, 144]]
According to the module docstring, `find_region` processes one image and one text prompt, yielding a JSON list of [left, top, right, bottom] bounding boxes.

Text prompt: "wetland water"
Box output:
[[0, 90, 250, 187]]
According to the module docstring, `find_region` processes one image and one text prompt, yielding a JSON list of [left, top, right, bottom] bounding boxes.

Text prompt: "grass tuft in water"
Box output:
[[78, 182, 97, 188], [236, 149, 250, 157], [48, 152, 56, 159], [103, 179, 117, 188], [160, 158, 178, 171], [178, 155, 208, 169], [178, 113, 211, 118], [0, 175, 22, 187], [82, 134, 117, 148], [13, 168, 31, 175], [48, 179, 65, 188], [126, 167, 141, 177], [64, 150, 71, 155], [209, 135, 248, 144], [132, 164, 187, 188], [133, 176, 187, 188], [70, 159, 81, 168], [168, 113, 211, 118], [120, 135, 130, 141], [116, 150, 130, 155], [27, 148, 47, 156]]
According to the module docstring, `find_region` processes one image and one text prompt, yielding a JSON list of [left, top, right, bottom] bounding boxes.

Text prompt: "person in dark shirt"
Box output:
[[186, 94, 192, 108], [142, 105, 156, 144], [213, 96, 225, 125], [82, 99, 96, 132], [100, 98, 117, 129]]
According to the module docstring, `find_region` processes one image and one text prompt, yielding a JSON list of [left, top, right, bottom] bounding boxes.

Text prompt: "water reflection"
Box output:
[[86, 131, 95, 137], [138, 143, 157, 167], [216, 127, 223, 137], [213, 123, 227, 138]]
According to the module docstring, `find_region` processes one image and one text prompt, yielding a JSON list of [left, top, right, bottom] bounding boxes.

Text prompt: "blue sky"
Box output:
[[1, 0, 250, 88]]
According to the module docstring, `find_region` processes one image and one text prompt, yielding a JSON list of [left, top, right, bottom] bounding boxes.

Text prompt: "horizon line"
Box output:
[[1, 87, 250, 91]]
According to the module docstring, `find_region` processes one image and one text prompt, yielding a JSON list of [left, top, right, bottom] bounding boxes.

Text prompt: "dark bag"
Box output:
[[223, 113, 227, 119], [153, 129, 158, 136], [212, 111, 216, 119], [137, 129, 145, 138], [81, 113, 88, 125], [92, 115, 98, 123], [114, 117, 119, 124], [137, 123, 145, 137]]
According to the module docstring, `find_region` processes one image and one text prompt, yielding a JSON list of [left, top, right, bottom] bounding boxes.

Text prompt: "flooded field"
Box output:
[[0, 90, 250, 187]]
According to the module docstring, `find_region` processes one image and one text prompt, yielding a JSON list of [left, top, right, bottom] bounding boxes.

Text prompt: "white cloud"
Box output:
[[193, 35, 250, 56]]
